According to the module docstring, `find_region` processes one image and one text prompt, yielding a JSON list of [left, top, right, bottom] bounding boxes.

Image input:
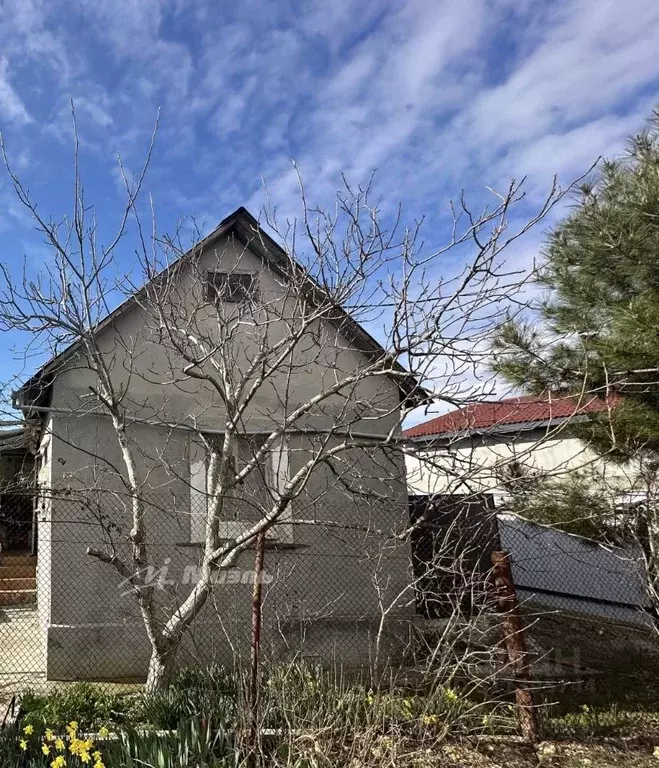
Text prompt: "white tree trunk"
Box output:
[[144, 642, 177, 695]]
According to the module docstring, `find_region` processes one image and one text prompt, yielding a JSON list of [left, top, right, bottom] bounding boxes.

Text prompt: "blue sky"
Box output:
[[0, 0, 658, 402]]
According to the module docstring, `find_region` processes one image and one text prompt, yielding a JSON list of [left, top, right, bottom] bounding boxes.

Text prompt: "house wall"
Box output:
[[405, 427, 637, 497], [36, 418, 53, 648], [49, 237, 401, 434], [37, 233, 412, 680]]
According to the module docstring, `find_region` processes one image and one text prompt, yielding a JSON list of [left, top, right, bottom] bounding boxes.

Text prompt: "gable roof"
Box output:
[[15, 207, 425, 411], [403, 394, 614, 441]]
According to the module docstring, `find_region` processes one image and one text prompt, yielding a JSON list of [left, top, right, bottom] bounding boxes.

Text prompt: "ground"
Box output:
[[437, 740, 659, 767], [0, 606, 45, 707]]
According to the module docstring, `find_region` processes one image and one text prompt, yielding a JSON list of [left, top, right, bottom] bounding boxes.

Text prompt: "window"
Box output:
[[205, 272, 257, 304], [189, 435, 292, 544]]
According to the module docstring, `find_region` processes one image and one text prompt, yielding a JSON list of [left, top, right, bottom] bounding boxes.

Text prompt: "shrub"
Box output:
[[20, 684, 128, 730], [134, 664, 237, 729]]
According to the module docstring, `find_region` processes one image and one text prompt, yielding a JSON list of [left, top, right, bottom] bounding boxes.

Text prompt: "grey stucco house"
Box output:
[[13, 207, 419, 682]]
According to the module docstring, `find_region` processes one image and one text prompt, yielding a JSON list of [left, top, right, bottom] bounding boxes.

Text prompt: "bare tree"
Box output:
[[0, 124, 573, 693]]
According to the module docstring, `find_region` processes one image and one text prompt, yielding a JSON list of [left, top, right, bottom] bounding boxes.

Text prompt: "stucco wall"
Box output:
[[42, 418, 412, 679], [35, 232, 412, 680], [49, 236, 401, 435], [405, 427, 637, 497]]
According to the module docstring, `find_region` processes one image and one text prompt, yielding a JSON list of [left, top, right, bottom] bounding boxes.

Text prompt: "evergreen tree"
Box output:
[[494, 108, 659, 463], [493, 108, 659, 611]]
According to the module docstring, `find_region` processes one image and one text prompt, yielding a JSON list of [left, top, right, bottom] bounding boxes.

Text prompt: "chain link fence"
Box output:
[[1, 488, 658, 709]]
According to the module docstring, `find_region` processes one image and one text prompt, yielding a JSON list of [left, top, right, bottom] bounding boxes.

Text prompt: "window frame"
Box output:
[[189, 434, 292, 544], [204, 271, 258, 304]]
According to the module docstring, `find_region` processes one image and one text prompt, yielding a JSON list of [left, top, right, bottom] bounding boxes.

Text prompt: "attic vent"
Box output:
[[205, 272, 257, 304]]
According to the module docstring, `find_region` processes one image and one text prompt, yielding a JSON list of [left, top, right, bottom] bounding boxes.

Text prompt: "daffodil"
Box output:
[[23, 724, 34, 735], [42, 743, 51, 755], [55, 737, 65, 751], [51, 756, 66, 768], [94, 761, 105, 768], [19, 739, 27, 751], [93, 751, 102, 761], [80, 750, 91, 763], [422, 714, 439, 725], [45, 728, 56, 741], [98, 726, 110, 739]]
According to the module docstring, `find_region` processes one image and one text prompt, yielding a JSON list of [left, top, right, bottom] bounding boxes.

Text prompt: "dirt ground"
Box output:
[[437, 740, 659, 767]]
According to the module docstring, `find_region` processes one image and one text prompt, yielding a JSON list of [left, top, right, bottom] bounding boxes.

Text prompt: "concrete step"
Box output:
[[0, 555, 36, 578], [0, 564, 36, 578], [0, 577, 36, 591], [0, 553, 36, 562], [0, 589, 36, 606]]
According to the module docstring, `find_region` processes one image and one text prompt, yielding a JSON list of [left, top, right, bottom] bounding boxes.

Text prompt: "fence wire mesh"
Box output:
[[0, 488, 658, 709]]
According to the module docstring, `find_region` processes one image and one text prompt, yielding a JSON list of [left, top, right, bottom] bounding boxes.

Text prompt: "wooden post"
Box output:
[[247, 531, 266, 763], [491, 550, 538, 743]]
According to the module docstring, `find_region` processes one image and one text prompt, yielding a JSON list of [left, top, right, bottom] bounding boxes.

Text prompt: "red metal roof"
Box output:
[[403, 394, 613, 439]]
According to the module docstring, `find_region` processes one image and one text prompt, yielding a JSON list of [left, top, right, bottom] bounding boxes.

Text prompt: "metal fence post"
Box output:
[[247, 531, 266, 763], [491, 549, 538, 743]]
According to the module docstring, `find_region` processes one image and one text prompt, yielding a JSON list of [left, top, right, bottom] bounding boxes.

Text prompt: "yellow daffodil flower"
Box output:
[[19, 739, 28, 751], [42, 743, 51, 755], [23, 724, 34, 735], [51, 756, 66, 768], [45, 728, 55, 741], [55, 737, 65, 751], [98, 726, 110, 738]]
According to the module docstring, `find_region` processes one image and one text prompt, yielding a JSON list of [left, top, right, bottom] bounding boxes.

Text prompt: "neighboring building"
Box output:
[[404, 396, 652, 629], [12, 207, 419, 681], [0, 427, 35, 555], [403, 394, 633, 501]]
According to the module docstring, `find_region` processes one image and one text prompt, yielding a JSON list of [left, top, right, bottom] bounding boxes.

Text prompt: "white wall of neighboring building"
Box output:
[[405, 425, 637, 498]]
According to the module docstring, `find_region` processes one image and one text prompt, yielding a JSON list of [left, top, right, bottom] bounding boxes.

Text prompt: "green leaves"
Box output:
[[493, 106, 659, 464]]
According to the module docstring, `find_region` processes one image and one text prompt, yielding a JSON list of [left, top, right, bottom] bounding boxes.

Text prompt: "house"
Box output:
[[403, 396, 652, 628], [0, 429, 36, 608], [404, 394, 632, 501], [11, 207, 420, 682]]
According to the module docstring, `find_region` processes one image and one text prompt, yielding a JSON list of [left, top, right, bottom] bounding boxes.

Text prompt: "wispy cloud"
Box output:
[[0, 0, 657, 267], [0, 58, 32, 125]]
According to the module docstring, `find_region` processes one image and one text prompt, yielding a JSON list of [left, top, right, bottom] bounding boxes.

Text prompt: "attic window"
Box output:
[[205, 272, 257, 303]]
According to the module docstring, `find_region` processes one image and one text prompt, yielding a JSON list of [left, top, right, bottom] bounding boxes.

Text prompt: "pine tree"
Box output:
[[494, 108, 659, 463], [493, 108, 659, 612]]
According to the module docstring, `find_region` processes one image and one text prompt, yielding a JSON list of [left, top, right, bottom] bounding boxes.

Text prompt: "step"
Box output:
[[0, 553, 36, 562], [0, 564, 36, 578], [0, 589, 36, 606], [0, 577, 36, 591]]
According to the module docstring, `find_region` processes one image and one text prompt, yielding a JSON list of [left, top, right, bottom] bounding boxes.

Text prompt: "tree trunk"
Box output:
[[144, 642, 177, 695]]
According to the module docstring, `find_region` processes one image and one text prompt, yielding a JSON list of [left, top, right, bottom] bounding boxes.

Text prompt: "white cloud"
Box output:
[[0, 0, 657, 265], [0, 58, 32, 125]]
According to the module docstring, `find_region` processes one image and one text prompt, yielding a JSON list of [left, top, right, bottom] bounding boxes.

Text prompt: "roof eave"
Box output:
[[405, 413, 592, 444]]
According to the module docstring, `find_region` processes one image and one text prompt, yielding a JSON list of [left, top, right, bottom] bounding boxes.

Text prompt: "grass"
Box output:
[[20, 683, 130, 731], [9, 664, 659, 766]]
